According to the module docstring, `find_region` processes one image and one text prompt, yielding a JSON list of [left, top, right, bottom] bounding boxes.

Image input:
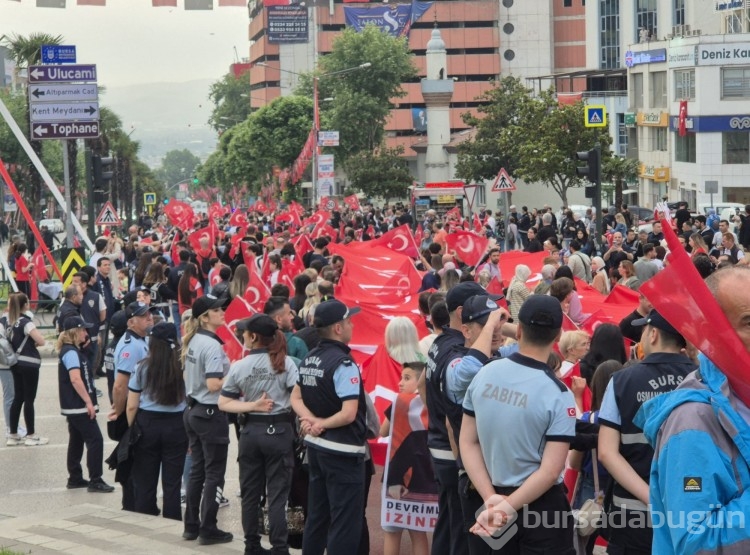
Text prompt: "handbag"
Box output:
[[574, 448, 604, 537], [258, 505, 305, 535]]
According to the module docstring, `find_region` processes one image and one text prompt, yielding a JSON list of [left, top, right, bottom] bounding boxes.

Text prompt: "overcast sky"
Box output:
[[3, 1, 249, 87]]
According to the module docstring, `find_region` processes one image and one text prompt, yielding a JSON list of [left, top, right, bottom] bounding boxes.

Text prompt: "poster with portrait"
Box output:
[[412, 107, 427, 133], [381, 392, 439, 532]]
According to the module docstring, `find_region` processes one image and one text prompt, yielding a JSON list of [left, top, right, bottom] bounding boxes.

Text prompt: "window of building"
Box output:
[[636, 0, 657, 41], [600, 0, 620, 70], [617, 113, 628, 156], [722, 67, 750, 99], [673, 0, 684, 26], [476, 184, 486, 206], [675, 132, 696, 163], [650, 71, 667, 108], [655, 127, 667, 151], [726, 12, 743, 33], [674, 69, 695, 100], [723, 132, 750, 164], [632, 72, 644, 109]]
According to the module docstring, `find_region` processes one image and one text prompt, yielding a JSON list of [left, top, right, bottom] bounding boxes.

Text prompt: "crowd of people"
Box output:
[[2, 197, 750, 555]]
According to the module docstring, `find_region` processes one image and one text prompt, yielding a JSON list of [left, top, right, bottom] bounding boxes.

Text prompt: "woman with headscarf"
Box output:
[[590, 256, 610, 295], [507, 264, 531, 322]]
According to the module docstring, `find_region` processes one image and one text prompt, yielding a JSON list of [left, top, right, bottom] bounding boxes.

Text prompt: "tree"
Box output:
[[456, 76, 537, 184], [344, 146, 412, 200], [603, 156, 640, 210], [299, 25, 417, 165], [0, 32, 64, 219], [207, 70, 252, 133], [155, 149, 201, 188], [516, 97, 612, 206]]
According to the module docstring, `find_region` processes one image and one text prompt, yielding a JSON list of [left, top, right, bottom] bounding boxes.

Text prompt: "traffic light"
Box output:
[[92, 155, 114, 203], [575, 148, 601, 199], [192, 176, 200, 186]]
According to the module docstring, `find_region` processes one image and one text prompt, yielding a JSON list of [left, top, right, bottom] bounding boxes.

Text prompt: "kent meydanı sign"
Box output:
[[698, 43, 750, 66]]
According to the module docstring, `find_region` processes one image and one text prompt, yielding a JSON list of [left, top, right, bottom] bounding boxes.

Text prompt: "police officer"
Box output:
[[182, 294, 233, 546], [424, 281, 486, 555], [461, 295, 577, 554], [72, 271, 105, 387], [57, 316, 115, 493], [103, 310, 128, 405], [290, 299, 366, 555], [108, 301, 152, 510], [126, 322, 188, 521], [598, 310, 696, 555], [219, 314, 297, 555]]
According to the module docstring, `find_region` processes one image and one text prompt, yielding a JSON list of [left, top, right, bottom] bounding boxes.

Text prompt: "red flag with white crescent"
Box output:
[[367, 224, 420, 258], [229, 210, 249, 228], [472, 213, 483, 233], [343, 194, 361, 212], [444, 230, 488, 267], [244, 268, 272, 313], [305, 209, 330, 228], [164, 199, 195, 230]]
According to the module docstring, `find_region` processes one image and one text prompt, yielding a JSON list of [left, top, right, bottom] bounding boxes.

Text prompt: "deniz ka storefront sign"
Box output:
[[669, 114, 750, 132], [625, 48, 667, 67], [698, 43, 750, 66]]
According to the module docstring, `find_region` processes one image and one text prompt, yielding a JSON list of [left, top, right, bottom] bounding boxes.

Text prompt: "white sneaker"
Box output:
[[24, 435, 49, 446], [18, 425, 26, 437], [6, 435, 23, 446]]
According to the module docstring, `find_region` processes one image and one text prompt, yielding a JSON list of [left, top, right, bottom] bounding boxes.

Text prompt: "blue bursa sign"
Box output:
[[41, 45, 77, 64], [624, 48, 667, 67]]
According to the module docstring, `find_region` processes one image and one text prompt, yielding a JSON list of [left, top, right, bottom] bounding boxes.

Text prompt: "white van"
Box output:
[[38, 218, 64, 233]]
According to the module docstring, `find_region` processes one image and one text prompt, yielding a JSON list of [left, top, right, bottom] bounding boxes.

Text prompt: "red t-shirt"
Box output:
[[15, 255, 31, 282], [178, 277, 203, 315]]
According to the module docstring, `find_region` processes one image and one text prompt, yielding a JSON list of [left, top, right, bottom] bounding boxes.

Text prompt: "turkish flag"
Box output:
[[244, 267, 272, 312], [560, 361, 592, 413], [361, 345, 402, 423], [364, 224, 420, 258], [293, 233, 314, 259], [228, 227, 247, 259], [678, 100, 688, 137], [343, 194, 361, 212], [329, 243, 423, 304], [305, 209, 330, 228], [277, 252, 305, 290], [209, 202, 225, 221], [472, 213, 483, 233], [164, 199, 195, 230], [499, 251, 548, 289], [188, 225, 215, 258], [414, 225, 423, 248], [229, 210, 249, 228], [311, 223, 338, 240], [445, 230, 488, 267], [641, 215, 750, 406], [253, 201, 268, 214], [289, 201, 305, 216], [217, 297, 254, 363]]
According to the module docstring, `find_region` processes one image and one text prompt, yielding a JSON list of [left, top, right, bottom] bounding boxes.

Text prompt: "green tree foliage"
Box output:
[[301, 26, 417, 165], [456, 76, 536, 183], [603, 156, 640, 210], [344, 146, 412, 200], [457, 76, 612, 206], [207, 70, 252, 133], [0, 32, 64, 219], [155, 148, 201, 188]]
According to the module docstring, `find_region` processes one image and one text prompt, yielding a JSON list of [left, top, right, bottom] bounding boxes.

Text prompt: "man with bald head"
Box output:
[[637, 266, 750, 554]]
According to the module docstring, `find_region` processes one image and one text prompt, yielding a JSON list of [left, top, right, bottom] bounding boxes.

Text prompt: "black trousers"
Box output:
[[131, 410, 187, 521], [489, 484, 576, 555], [183, 404, 229, 535], [605, 507, 652, 555], [66, 413, 104, 481], [459, 472, 493, 555], [239, 421, 294, 552], [9, 365, 40, 435], [431, 458, 468, 555], [302, 448, 364, 555]]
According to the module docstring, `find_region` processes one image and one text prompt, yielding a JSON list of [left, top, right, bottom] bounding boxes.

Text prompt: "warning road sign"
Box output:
[[95, 201, 121, 226], [491, 168, 516, 192], [585, 105, 607, 128], [60, 247, 86, 287]]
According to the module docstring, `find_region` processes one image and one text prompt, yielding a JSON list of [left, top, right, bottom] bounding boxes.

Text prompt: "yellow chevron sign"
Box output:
[[60, 248, 86, 287]]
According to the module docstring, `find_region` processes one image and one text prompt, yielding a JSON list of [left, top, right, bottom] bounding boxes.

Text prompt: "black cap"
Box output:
[[632, 310, 682, 338], [445, 282, 487, 312], [126, 301, 150, 318], [461, 295, 503, 325], [150, 322, 178, 348], [237, 314, 278, 337], [63, 316, 94, 331], [192, 294, 229, 319], [110, 310, 128, 337], [518, 295, 563, 329], [313, 299, 361, 328]]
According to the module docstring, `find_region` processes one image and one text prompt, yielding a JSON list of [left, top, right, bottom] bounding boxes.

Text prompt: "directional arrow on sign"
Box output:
[[29, 83, 98, 103], [30, 102, 100, 123], [31, 122, 100, 140]]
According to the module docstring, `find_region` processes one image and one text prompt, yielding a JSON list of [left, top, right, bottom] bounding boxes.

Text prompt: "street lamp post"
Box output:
[[256, 61, 371, 207]]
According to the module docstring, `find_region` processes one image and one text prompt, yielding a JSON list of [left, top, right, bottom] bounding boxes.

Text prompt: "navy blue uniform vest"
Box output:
[[58, 343, 97, 415], [425, 327, 464, 458]]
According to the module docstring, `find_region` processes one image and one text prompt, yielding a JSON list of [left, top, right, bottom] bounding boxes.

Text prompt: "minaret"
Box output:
[[420, 25, 454, 184]]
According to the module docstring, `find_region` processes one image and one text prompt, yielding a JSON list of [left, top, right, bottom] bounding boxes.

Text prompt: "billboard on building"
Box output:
[[267, 5, 309, 44]]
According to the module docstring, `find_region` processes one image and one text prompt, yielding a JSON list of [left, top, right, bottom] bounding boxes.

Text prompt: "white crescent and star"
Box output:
[[388, 233, 409, 252], [245, 286, 260, 304]]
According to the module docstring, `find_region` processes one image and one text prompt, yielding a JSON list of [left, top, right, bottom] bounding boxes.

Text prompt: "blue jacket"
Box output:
[[635, 355, 750, 555]]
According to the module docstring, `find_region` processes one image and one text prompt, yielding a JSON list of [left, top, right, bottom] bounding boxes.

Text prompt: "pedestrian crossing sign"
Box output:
[[95, 201, 121, 226], [491, 167, 516, 192], [585, 105, 607, 128]]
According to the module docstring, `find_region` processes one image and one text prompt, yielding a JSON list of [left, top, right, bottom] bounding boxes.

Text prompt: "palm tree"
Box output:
[[0, 33, 64, 220]]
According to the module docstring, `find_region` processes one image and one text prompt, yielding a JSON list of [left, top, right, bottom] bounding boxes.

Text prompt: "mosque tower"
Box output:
[[420, 25, 454, 184]]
